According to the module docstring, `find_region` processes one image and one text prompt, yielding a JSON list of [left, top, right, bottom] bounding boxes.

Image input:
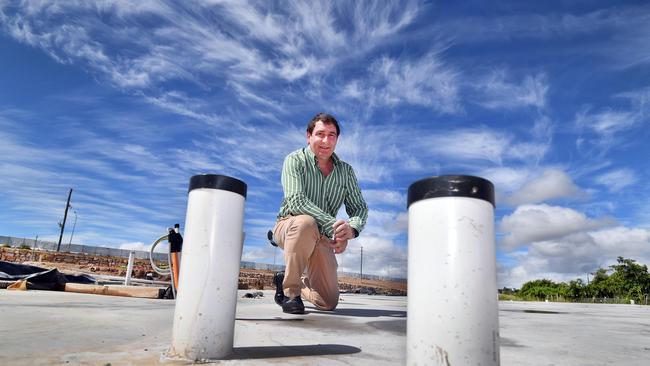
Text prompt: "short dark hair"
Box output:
[[307, 113, 340, 136]]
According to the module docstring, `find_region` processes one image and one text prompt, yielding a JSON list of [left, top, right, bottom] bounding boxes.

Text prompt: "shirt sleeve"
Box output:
[[344, 165, 368, 236], [281, 153, 337, 237]]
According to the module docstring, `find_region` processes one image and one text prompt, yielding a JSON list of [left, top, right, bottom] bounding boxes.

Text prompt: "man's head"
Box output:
[[306, 113, 340, 162], [307, 113, 340, 136]]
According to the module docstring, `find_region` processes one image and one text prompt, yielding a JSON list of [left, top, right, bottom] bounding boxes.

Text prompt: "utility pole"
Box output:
[[273, 246, 277, 268], [360, 245, 363, 285], [32, 235, 39, 261], [57, 188, 73, 252]]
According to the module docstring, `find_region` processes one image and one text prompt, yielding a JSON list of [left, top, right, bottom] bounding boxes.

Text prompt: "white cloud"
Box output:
[[507, 141, 551, 164], [362, 209, 408, 239], [473, 70, 548, 110], [499, 204, 615, 250], [499, 226, 650, 288], [506, 169, 584, 205], [335, 126, 411, 184], [142, 92, 232, 127], [617, 87, 650, 109], [480, 167, 532, 204], [337, 235, 407, 278], [351, 0, 419, 41], [342, 51, 461, 114], [119, 241, 166, 253], [363, 189, 406, 207], [594, 168, 638, 192], [242, 246, 279, 263], [0, 0, 423, 94], [431, 5, 650, 48], [0, 112, 188, 247], [590, 226, 650, 254], [504, 117, 554, 164], [425, 129, 510, 164], [576, 108, 638, 137], [385, 124, 552, 171]]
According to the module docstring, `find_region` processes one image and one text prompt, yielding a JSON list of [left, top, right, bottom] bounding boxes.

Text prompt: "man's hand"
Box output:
[[330, 219, 355, 254], [332, 219, 355, 241], [329, 238, 348, 254]]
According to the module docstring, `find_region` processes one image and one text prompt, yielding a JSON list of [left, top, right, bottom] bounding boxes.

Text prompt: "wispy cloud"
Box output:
[[0, 0, 423, 92], [594, 168, 638, 193], [342, 51, 461, 114], [423, 128, 511, 164], [576, 108, 638, 137], [472, 70, 548, 110], [575, 105, 643, 154]]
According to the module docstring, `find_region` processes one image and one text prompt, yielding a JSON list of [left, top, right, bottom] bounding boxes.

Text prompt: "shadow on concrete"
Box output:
[[308, 308, 406, 318], [500, 309, 566, 315], [500, 337, 526, 348], [229, 344, 361, 359], [367, 319, 406, 334], [236, 317, 304, 322]]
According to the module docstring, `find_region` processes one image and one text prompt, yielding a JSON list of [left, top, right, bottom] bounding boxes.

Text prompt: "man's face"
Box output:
[[307, 121, 338, 161]]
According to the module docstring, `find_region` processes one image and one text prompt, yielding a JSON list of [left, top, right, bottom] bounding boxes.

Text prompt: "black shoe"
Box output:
[[282, 296, 305, 314], [273, 271, 287, 306], [267, 230, 278, 247]]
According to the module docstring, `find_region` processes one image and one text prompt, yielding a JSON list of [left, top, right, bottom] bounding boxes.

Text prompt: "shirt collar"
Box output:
[[304, 146, 340, 166]]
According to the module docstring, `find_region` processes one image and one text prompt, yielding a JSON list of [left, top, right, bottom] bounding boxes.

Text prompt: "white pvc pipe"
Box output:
[[169, 174, 247, 361], [407, 175, 499, 366], [124, 251, 135, 286]]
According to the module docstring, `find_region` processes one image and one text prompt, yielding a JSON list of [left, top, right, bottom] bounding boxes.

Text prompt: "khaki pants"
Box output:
[[273, 215, 339, 310]]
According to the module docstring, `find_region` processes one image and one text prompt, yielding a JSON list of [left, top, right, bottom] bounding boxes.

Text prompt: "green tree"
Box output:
[[516, 257, 649, 304], [519, 279, 559, 300], [587, 268, 613, 298], [609, 256, 650, 302], [567, 279, 586, 299]]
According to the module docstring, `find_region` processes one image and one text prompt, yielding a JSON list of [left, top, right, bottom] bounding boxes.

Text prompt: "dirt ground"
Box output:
[[19, 260, 407, 295]]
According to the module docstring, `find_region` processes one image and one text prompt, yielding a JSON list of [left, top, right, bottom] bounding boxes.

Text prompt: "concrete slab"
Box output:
[[499, 301, 650, 366], [0, 290, 406, 365], [1, 290, 649, 365]]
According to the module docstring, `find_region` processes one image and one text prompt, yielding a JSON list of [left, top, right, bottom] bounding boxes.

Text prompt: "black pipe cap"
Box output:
[[407, 175, 495, 208], [188, 174, 247, 198]]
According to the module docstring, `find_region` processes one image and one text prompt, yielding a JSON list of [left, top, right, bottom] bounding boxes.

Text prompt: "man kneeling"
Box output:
[[272, 113, 368, 314]]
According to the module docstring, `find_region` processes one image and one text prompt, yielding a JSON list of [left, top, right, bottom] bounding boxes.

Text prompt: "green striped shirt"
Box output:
[[277, 147, 368, 238]]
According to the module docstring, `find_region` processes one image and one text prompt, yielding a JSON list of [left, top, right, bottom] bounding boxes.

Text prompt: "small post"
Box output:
[[32, 235, 38, 261], [125, 251, 135, 286], [68, 210, 77, 246], [360, 245, 363, 285]]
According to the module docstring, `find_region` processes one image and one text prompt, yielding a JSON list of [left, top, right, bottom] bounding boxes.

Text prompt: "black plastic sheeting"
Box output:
[[0, 260, 96, 291]]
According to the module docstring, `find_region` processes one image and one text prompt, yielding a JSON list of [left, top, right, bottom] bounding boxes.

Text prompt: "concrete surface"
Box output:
[[1, 290, 649, 365]]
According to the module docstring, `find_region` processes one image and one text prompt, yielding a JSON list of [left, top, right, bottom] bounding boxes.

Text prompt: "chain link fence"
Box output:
[[2, 235, 408, 281], [0, 235, 167, 260]]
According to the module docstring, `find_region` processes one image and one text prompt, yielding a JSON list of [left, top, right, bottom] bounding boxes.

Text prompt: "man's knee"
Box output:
[[291, 215, 318, 236], [318, 291, 339, 311]]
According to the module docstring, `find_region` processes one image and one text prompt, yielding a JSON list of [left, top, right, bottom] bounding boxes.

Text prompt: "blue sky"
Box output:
[[1, 1, 649, 287]]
